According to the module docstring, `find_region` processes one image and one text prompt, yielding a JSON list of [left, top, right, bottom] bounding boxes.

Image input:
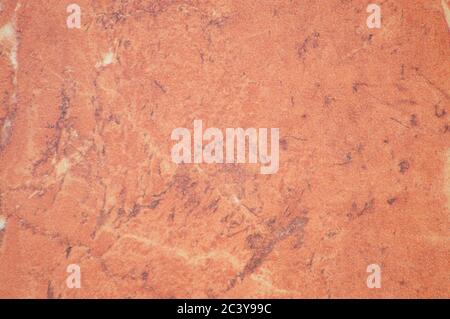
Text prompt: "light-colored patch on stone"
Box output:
[[28, 189, 44, 199], [0, 216, 6, 231], [10, 42, 17, 71], [231, 194, 240, 204], [442, 0, 450, 29], [119, 233, 243, 270], [445, 149, 450, 210], [0, 117, 12, 148], [0, 22, 14, 41], [0, 22, 18, 72], [250, 268, 300, 295], [56, 158, 71, 177], [96, 49, 115, 68], [0, 3, 20, 78]]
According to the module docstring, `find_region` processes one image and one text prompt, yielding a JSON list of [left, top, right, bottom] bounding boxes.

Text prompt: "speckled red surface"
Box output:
[[0, 0, 449, 298]]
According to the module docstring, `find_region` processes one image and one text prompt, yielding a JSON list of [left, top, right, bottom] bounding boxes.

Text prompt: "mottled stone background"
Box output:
[[0, 0, 449, 298]]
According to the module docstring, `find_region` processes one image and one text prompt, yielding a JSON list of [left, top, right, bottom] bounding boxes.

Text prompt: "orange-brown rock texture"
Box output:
[[0, 0, 449, 298]]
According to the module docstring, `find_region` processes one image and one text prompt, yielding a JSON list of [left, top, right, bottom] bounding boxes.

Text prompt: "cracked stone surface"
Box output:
[[0, 0, 449, 298]]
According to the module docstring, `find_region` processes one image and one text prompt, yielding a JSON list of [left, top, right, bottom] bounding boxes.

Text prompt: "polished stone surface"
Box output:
[[0, 0, 449, 298]]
